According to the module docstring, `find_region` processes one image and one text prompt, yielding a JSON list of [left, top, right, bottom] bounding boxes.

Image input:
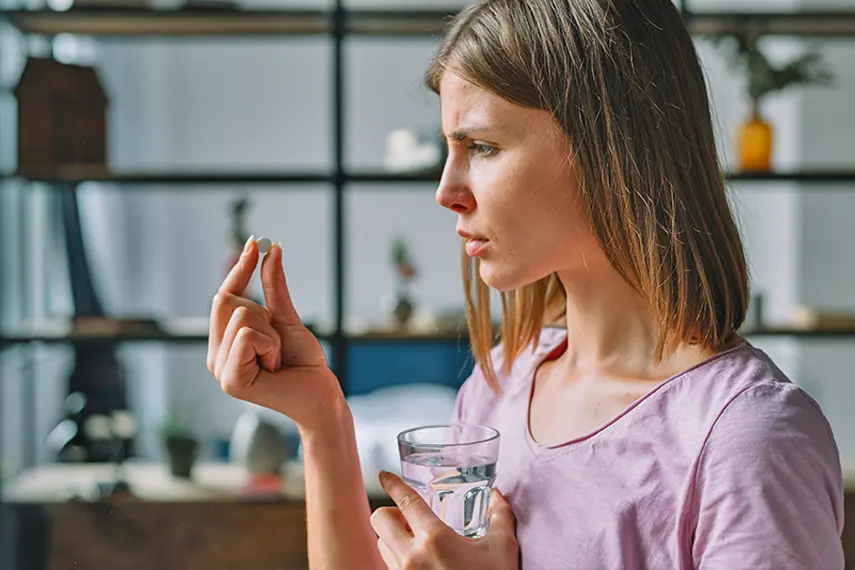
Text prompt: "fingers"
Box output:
[[260, 243, 302, 331], [218, 327, 280, 398], [379, 471, 440, 533], [487, 489, 517, 540], [370, 507, 412, 553], [218, 237, 259, 296], [208, 292, 272, 372], [377, 538, 399, 570], [215, 306, 282, 376]]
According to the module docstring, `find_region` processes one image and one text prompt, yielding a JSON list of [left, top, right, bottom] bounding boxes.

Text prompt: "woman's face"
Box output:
[[436, 72, 603, 291]]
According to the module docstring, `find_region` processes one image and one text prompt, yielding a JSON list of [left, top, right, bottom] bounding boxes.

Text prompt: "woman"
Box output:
[[207, 1, 845, 568]]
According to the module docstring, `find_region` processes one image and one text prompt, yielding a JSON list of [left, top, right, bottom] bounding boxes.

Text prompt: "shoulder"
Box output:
[[665, 343, 834, 442], [452, 327, 567, 424], [700, 376, 841, 484], [689, 345, 845, 567], [698, 344, 839, 461]]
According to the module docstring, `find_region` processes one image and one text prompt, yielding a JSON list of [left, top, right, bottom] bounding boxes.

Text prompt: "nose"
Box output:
[[435, 158, 476, 214]]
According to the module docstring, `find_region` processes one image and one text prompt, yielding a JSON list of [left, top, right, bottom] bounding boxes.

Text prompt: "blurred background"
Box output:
[[0, 0, 854, 568]]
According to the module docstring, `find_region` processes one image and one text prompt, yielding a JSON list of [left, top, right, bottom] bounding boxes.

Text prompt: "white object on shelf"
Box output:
[[383, 128, 442, 173], [348, 383, 458, 481]]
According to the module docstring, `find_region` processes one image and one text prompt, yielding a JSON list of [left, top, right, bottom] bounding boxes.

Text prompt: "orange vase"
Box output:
[[737, 105, 773, 172]]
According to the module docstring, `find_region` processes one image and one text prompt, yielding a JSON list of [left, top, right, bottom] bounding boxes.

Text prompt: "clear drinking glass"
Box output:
[[398, 424, 500, 538]]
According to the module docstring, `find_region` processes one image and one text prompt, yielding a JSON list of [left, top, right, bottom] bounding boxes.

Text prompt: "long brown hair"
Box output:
[[426, 0, 749, 390]]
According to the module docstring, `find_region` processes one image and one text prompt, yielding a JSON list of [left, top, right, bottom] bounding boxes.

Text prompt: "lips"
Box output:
[[457, 229, 489, 257], [464, 238, 489, 257], [457, 229, 487, 241]]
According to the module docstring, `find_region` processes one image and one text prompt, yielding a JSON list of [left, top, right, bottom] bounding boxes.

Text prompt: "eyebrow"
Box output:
[[444, 125, 496, 141]]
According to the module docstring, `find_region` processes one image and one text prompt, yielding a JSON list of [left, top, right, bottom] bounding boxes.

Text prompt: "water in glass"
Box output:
[[401, 451, 497, 538]]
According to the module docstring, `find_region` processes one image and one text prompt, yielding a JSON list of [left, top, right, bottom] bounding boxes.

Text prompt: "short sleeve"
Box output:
[[691, 383, 845, 569]]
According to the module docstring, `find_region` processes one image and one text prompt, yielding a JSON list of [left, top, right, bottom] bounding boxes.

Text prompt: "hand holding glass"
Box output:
[[397, 424, 500, 538]]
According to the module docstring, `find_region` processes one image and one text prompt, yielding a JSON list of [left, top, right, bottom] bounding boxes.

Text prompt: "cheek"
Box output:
[[478, 204, 600, 290]]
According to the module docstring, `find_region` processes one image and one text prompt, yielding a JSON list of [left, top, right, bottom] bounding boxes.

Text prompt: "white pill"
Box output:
[[256, 237, 272, 255]]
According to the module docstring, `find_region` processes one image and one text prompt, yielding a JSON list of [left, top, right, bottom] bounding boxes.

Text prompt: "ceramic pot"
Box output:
[[165, 435, 198, 479], [230, 411, 288, 477]]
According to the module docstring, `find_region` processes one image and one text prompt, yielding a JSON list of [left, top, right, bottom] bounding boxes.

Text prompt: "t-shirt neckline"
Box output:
[[522, 330, 749, 458]]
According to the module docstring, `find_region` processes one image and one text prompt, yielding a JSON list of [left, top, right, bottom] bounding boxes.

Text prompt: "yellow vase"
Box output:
[[737, 107, 773, 172]]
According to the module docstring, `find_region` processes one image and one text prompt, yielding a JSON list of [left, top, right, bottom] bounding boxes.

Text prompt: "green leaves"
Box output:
[[712, 33, 834, 105]]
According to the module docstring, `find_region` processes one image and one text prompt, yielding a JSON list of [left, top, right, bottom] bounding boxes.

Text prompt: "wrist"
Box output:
[[297, 387, 353, 444]]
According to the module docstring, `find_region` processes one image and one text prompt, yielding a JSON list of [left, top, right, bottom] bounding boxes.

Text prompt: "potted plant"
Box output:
[[391, 236, 418, 328], [159, 412, 199, 479], [714, 32, 833, 171]]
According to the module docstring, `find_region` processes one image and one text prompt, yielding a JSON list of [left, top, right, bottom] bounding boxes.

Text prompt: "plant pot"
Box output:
[[393, 295, 414, 328], [165, 435, 199, 479], [737, 106, 773, 171]]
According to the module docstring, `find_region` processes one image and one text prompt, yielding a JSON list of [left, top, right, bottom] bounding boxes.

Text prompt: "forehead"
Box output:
[[438, 72, 517, 128], [437, 71, 563, 144]]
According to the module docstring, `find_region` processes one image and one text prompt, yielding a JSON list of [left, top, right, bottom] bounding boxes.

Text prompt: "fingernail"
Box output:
[[378, 471, 390, 486], [275, 353, 282, 371], [244, 234, 256, 253]]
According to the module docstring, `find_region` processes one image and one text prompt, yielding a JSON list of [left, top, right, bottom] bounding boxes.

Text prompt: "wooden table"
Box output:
[[5, 461, 855, 569], [3, 461, 391, 570]]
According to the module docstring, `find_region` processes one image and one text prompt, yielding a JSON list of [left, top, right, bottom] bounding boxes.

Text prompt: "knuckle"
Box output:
[[220, 378, 241, 397], [419, 527, 445, 552], [402, 540, 436, 570], [493, 503, 514, 519], [232, 305, 252, 324], [211, 291, 226, 309], [234, 326, 256, 345], [396, 492, 420, 514], [369, 507, 387, 530], [212, 291, 234, 314]]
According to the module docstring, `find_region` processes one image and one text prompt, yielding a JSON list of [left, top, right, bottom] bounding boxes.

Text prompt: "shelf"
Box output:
[[345, 172, 441, 184], [689, 11, 855, 38], [0, 8, 330, 37], [0, 320, 468, 346], [344, 10, 456, 36], [727, 170, 855, 183], [6, 169, 855, 187], [3, 321, 854, 346], [1, 168, 331, 185], [0, 319, 214, 345], [1, 169, 436, 186], [741, 326, 855, 339], [3, 9, 855, 38]]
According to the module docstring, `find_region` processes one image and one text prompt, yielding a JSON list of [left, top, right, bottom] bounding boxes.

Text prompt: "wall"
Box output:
[[1, 0, 853, 471]]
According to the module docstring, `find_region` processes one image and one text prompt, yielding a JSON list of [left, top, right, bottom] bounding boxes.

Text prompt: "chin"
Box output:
[[478, 261, 538, 292]]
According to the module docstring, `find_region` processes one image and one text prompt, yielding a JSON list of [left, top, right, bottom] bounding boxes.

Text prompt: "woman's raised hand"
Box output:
[[207, 238, 345, 433]]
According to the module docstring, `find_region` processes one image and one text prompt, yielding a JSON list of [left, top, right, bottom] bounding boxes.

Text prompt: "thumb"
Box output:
[[487, 489, 516, 538], [261, 243, 301, 329]]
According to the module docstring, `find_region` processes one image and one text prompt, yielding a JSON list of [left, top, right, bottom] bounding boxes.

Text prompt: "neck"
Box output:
[[554, 261, 708, 380]]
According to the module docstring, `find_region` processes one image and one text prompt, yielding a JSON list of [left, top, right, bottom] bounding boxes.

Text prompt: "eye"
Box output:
[[467, 143, 497, 157]]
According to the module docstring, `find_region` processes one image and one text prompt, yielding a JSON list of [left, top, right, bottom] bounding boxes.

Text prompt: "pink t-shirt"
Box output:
[[452, 327, 845, 569]]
